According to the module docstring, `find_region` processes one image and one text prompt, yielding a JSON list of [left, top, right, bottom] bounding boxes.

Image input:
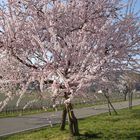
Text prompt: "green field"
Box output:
[[2, 105, 140, 140], [0, 90, 129, 110], [0, 97, 130, 118], [0, 91, 127, 118]]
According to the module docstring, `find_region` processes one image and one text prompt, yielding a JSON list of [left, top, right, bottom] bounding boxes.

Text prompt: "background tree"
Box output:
[[119, 72, 140, 109]]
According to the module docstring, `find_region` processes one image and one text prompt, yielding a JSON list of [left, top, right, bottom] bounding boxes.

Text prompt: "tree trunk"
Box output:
[[104, 93, 118, 115], [124, 93, 127, 101], [60, 105, 67, 130], [128, 92, 133, 109], [60, 92, 79, 136], [107, 101, 111, 115], [108, 98, 118, 115], [67, 103, 79, 136]]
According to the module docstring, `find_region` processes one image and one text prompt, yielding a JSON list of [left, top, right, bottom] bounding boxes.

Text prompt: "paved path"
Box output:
[[0, 99, 140, 137]]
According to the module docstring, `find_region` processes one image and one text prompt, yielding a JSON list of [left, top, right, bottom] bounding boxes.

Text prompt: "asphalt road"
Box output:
[[0, 99, 140, 137]]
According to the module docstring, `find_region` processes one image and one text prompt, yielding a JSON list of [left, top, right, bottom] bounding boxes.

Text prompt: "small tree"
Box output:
[[120, 72, 140, 109], [0, 0, 140, 135]]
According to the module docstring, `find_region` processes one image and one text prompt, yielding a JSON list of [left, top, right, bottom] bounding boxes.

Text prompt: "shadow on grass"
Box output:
[[136, 136, 140, 140], [75, 131, 102, 140], [131, 109, 140, 119]]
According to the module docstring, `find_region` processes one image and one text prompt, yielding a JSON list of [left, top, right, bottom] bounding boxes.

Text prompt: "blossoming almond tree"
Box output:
[[0, 0, 140, 135]]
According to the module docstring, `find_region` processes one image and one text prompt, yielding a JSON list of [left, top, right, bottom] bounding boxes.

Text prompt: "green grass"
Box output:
[[2, 105, 140, 140]]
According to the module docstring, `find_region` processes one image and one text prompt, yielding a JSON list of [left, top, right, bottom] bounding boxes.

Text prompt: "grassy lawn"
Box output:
[[2, 105, 140, 140]]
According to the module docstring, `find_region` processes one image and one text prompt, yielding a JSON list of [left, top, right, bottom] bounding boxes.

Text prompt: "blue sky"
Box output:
[[124, 0, 140, 12], [133, 1, 140, 12], [0, 0, 5, 4]]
